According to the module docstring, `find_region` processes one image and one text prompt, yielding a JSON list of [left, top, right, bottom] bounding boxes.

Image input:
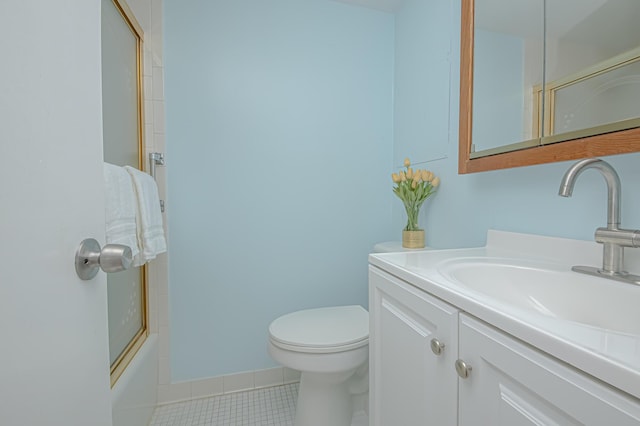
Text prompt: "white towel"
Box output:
[[124, 166, 167, 266], [104, 163, 140, 260]]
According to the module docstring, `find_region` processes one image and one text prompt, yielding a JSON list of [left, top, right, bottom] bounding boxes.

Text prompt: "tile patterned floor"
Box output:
[[150, 383, 298, 426]]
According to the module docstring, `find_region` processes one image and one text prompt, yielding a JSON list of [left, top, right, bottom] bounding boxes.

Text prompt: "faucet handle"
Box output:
[[595, 227, 640, 248]]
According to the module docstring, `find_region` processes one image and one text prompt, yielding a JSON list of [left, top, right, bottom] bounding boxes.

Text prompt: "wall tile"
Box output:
[[191, 377, 224, 398], [153, 132, 165, 150], [158, 356, 171, 385], [143, 49, 153, 77], [223, 372, 254, 393], [152, 67, 164, 101], [157, 381, 190, 404], [151, 0, 163, 66], [145, 124, 154, 152], [155, 253, 169, 296], [159, 325, 170, 356], [283, 368, 301, 384], [158, 294, 169, 327], [147, 285, 158, 333], [254, 367, 284, 389], [152, 100, 165, 134], [144, 75, 153, 101], [144, 100, 153, 125], [154, 367, 299, 405]]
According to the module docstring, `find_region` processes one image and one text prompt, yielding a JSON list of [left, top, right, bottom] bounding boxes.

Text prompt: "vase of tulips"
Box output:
[[391, 158, 440, 248]]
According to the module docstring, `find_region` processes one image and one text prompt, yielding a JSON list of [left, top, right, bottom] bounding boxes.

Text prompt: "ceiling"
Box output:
[[329, 0, 405, 13]]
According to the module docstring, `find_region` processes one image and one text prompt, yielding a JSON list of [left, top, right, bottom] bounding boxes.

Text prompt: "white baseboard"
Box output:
[[157, 366, 300, 405]]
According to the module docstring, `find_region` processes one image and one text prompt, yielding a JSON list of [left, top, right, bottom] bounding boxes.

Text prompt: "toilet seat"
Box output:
[[269, 305, 369, 354]]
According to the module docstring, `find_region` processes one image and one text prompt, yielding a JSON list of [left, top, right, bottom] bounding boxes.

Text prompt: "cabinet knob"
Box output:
[[455, 359, 472, 379], [430, 338, 445, 356]]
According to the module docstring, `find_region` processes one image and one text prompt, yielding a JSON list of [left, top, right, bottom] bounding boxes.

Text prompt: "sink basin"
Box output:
[[437, 257, 640, 336]]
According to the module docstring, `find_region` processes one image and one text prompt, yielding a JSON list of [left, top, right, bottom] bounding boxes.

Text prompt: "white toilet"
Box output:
[[268, 305, 369, 426], [268, 242, 427, 426]]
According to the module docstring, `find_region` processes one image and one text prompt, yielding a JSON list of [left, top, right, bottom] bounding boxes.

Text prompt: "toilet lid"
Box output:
[[269, 305, 368, 352]]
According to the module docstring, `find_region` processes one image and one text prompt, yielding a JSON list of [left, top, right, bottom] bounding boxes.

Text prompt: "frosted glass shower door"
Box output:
[[101, 0, 147, 383]]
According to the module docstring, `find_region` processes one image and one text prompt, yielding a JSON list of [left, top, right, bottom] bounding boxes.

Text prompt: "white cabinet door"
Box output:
[[369, 267, 458, 426], [0, 1, 112, 425], [458, 314, 640, 426]]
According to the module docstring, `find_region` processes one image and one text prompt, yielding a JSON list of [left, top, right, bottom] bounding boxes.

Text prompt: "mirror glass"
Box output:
[[472, 0, 544, 155], [462, 0, 640, 172], [544, 0, 640, 142]]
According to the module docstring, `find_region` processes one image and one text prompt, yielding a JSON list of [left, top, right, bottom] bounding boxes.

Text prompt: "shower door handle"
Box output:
[[75, 238, 133, 280]]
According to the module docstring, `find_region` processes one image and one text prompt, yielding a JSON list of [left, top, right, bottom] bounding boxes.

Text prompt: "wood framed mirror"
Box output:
[[459, 0, 640, 174]]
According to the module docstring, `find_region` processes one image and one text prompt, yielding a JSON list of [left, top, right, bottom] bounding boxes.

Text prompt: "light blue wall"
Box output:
[[393, 0, 450, 168], [395, 0, 640, 251], [165, 0, 640, 382], [164, 0, 395, 380]]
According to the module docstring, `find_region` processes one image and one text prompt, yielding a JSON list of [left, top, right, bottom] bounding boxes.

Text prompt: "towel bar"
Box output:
[[149, 152, 165, 179], [149, 152, 165, 212]]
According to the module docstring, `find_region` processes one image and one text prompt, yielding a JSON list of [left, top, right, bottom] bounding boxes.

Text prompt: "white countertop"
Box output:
[[369, 229, 640, 400]]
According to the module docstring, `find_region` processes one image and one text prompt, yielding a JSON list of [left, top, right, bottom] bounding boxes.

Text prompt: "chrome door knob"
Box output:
[[455, 359, 472, 379], [99, 244, 133, 273], [75, 238, 133, 280], [430, 338, 445, 356]]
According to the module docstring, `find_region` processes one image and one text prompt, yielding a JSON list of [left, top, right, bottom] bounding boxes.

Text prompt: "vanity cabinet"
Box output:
[[369, 266, 640, 426], [369, 266, 459, 426], [458, 314, 640, 425]]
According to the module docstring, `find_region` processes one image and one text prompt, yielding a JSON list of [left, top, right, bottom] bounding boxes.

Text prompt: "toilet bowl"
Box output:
[[268, 305, 369, 426], [268, 242, 428, 425]]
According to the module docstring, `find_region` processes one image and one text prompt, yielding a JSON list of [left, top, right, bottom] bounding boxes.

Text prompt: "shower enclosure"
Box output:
[[101, 0, 148, 385], [102, 1, 160, 424]]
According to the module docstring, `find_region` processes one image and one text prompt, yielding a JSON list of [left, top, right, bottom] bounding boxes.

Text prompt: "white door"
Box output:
[[0, 1, 113, 425]]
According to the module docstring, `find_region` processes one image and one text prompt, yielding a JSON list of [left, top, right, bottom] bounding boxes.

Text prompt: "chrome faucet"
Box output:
[[558, 158, 640, 284]]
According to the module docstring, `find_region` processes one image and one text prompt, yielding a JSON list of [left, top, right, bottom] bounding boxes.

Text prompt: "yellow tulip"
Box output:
[[404, 158, 411, 167], [406, 167, 414, 179], [391, 173, 400, 183], [411, 180, 418, 189], [432, 176, 440, 187], [400, 171, 406, 181]]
